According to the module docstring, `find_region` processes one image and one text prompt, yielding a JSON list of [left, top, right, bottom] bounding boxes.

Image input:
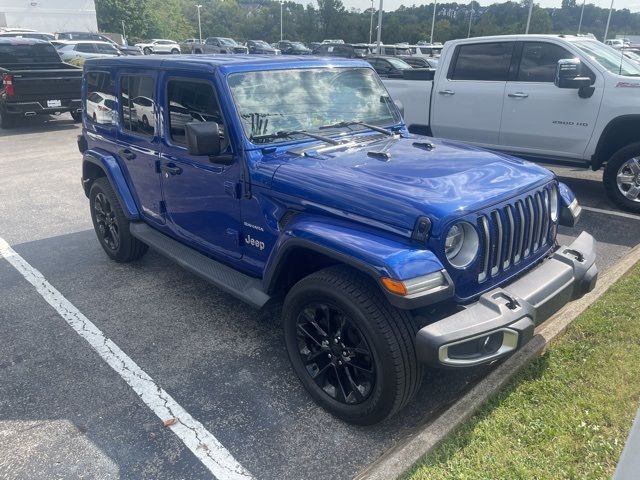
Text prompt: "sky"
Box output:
[[337, 0, 640, 13]]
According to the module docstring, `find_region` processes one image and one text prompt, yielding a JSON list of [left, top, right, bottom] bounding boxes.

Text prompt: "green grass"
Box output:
[[408, 263, 640, 480]]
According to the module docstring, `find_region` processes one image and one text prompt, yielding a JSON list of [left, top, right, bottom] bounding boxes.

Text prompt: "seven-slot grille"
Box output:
[[477, 185, 556, 283]]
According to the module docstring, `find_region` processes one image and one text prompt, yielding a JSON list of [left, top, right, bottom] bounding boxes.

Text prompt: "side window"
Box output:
[[120, 75, 155, 136], [86, 71, 115, 125], [450, 42, 514, 81], [167, 79, 224, 147], [96, 43, 117, 54], [517, 42, 573, 82], [76, 43, 95, 53]]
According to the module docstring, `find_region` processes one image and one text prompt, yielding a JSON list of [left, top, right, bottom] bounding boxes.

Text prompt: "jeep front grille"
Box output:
[[477, 185, 555, 283]]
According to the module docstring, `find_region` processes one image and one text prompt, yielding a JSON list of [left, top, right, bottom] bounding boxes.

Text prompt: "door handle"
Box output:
[[118, 148, 136, 161], [508, 92, 529, 98], [162, 163, 182, 176], [438, 89, 455, 95]]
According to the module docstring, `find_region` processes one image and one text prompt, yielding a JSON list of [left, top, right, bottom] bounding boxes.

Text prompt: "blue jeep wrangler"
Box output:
[[78, 55, 597, 425]]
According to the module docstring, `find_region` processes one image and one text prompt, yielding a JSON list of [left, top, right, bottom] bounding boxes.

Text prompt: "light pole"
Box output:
[[280, 1, 284, 42], [196, 4, 202, 44], [604, 0, 614, 41], [121, 20, 126, 45], [577, 0, 585, 34], [430, 0, 437, 44], [375, 0, 383, 53], [467, 7, 473, 38], [525, 0, 533, 34], [369, 0, 375, 44]]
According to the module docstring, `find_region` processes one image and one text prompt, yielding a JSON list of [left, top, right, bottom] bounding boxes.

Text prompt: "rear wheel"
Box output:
[[603, 142, 640, 213], [70, 111, 82, 123], [171, 48, 180, 54], [143, 47, 152, 55], [89, 178, 148, 262], [282, 265, 422, 425]]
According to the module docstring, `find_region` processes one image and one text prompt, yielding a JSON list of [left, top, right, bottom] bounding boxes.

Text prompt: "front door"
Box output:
[[116, 70, 164, 224], [158, 75, 242, 259], [499, 41, 602, 159], [431, 41, 515, 147]]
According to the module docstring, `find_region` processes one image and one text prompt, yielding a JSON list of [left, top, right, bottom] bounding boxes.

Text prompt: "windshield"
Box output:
[[252, 41, 270, 48], [228, 67, 401, 144], [623, 50, 640, 61], [219, 38, 237, 46], [387, 57, 412, 70], [573, 40, 640, 76]]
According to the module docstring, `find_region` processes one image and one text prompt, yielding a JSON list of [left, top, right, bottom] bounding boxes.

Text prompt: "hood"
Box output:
[[267, 136, 554, 234]]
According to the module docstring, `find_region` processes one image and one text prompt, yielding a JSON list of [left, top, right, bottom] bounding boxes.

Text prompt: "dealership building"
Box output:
[[0, 0, 98, 33]]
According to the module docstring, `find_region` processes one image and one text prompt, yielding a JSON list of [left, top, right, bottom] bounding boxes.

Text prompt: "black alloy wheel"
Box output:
[[295, 302, 375, 405], [93, 192, 120, 252]]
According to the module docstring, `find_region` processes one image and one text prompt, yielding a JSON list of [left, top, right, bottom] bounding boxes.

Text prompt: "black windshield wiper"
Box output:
[[319, 120, 395, 136], [250, 129, 341, 145]]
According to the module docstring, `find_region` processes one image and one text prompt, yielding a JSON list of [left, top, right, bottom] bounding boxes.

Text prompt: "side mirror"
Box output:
[[555, 59, 593, 89], [186, 122, 221, 157]]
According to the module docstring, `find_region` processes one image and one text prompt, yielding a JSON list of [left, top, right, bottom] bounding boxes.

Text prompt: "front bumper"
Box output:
[[416, 232, 598, 367]]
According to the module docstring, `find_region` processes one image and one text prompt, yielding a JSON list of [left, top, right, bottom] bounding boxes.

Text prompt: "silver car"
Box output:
[[56, 41, 121, 61]]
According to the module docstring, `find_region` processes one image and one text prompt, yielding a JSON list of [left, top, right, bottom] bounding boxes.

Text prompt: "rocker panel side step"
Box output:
[[130, 222, 270, 308]]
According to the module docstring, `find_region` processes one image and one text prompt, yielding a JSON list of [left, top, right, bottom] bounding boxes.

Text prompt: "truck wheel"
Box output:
[[70, 111, 82, 123], [143, 47, 152, 55], [282, 265, 422, 425], [603, 143, 640, 213], [89, 178, 148, 262]]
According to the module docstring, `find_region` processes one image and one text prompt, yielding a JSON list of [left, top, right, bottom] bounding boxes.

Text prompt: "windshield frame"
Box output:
[[226, 66, 403, 147], [572, 39, 640, 77]]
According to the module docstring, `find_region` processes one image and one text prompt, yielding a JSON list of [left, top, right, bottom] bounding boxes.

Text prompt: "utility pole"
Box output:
[[467, 7, 473, 38], [577, 0, 585, 34], [369, 0, 375, 44], [430, 0, 437, 44], [280, 1, 284, 42], [196, 4, 202, 44], [121, 20, 126, 45], [525, 0, 533, 34], [604, 0, 614, 41], [375, 0, 383, 53]]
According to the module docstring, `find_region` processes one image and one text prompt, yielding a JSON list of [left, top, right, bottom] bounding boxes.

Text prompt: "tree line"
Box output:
[[95, 0, 640, 45]]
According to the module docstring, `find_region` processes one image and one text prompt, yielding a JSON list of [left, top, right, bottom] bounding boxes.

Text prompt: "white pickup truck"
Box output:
[[383, 34, 640, 212]]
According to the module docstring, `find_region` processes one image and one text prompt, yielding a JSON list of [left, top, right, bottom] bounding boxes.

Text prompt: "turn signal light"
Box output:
[[381, 277, 408, 296]]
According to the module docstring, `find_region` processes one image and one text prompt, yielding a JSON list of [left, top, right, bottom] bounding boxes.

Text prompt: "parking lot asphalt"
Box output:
[[1, 116, 639, 480]]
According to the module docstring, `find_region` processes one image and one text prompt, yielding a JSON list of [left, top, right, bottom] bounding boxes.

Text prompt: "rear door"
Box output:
[[116, 70, 165, 224], [499, 41, 602, 159], [158, 75, 243, 259], [431, 41, 514, 146]]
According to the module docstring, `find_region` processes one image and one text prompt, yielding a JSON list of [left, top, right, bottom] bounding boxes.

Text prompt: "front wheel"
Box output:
[[171, 48, 180, 54], [282, 266, 422, 425], [143, 47, 152, 55], [89, 178, 148, 262], [70, 110, 82, 123], [603, 142, 640, 213]]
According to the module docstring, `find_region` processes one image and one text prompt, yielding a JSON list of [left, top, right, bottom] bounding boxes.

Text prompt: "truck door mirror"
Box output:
[[554, 59, 593, 89], [185, 122, 222, 157]]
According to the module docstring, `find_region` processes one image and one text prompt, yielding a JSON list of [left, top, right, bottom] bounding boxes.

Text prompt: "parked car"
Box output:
[[313, 43, 371, 58], [605, 38, 626, 49], [371, 44, 413, 56], [247, 40, 279, 54], [321, 39, 344, 44], [86, 91, 116, 124], [78, 54, 596, 425], [0, 38, 82, 127], [0, 31, 54, 41], [277, 40, 311, 55], [56, 41, 121, 61], [398, 55, 438, 68], [192, 37, 248, 54], [409, 43, 443, 57], [135, 39, 181, 55], [366, 55, 415, 78], [56, 31, 141, 55], [180, 38, 201, 54], [383, 34, 640, 212]]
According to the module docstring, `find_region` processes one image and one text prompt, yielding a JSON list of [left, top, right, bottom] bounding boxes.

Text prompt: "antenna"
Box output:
[[619, 31, 626, 75]]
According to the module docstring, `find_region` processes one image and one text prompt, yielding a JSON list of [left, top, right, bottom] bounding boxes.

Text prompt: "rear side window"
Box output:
[[76, 43, 95, 53], [86, 71, 115, 125], [120, 75, 155, 136], [517, 42, 573, 82], [0, 43, 60, 63], [166, 79, 223, 146], [450, 42, 514, 81]]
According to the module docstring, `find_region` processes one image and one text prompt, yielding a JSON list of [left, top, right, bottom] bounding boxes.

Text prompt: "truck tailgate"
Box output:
[[5, 64, 82, 102]]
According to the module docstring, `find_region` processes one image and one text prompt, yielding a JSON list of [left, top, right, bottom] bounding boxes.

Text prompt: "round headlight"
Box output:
[[550, 187, 559, 222], [445, 222, 479, 268]]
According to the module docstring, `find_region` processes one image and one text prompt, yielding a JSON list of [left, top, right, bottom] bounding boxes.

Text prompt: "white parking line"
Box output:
[[581, 206, 640, 221], [0, 236, 253, 480]]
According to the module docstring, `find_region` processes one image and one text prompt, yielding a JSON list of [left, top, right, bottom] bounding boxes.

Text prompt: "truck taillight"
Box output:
[[2, 74, 14, 97]]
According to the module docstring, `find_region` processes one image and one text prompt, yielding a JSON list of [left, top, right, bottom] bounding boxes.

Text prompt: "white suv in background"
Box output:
[[135, 39, 180, 55], [56, 41, 121, 61]]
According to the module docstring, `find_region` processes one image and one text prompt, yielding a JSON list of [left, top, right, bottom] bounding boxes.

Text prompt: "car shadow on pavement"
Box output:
[[2, 229, 493, 480], [0, 115, 79, 137]]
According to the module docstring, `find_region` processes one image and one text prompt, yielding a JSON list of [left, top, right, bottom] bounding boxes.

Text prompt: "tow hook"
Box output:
[[564, 248, 585, 262]]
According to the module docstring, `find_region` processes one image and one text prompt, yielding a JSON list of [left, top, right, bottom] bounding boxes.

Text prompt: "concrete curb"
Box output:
[[355, 244, 640, 480]]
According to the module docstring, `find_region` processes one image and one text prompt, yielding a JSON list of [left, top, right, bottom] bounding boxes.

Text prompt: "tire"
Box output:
[[143, 47, 152, 55], [70, 111, 82, 123], [171, 48, 180, 54], [89, 178, 148, 262], [282, 265, 422, 425], [92, 112, 97, 123], [0, 110, 15, 129], [603, 142, 640, 213]]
